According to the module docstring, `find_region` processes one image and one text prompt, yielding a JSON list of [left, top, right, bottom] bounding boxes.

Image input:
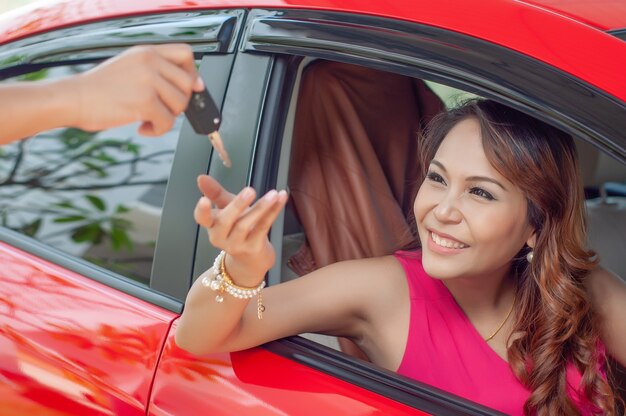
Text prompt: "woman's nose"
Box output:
[[433, 192, 463, 224]]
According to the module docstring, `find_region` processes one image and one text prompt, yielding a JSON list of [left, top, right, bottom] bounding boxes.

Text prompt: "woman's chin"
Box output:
[[421, 256, 465, 280]]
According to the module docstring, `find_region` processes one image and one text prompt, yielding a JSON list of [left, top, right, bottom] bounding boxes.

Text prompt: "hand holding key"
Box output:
[[74, 44, 204, 136], [1, 44, 203, 144]]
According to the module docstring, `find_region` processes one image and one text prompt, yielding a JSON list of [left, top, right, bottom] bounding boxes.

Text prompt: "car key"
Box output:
[[185, 88, 232, 168]]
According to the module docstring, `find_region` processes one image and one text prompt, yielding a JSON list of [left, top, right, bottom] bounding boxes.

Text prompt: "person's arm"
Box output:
[[175, 176, 407, 359], [586, 267, 626, 366], [0, 43, 203, 144]]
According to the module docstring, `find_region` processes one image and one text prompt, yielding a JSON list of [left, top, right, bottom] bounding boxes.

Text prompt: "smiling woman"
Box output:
[[414, 100, 621, 414], [176, 99, 626, 416]]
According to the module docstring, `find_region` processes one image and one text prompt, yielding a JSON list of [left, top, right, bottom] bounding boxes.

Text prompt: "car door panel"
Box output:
[[148, 321, 425, 415], [0, 241, 177, 415]]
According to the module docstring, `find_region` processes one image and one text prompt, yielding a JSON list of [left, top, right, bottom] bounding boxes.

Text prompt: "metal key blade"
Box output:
[[208, 131, 231, 168]]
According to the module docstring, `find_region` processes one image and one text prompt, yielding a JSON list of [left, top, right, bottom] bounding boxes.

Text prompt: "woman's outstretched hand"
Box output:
[[194, 175, 288, 284]]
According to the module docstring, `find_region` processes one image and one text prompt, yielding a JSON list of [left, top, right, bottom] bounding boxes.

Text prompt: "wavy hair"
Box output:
[[417, 99, 619, 415]]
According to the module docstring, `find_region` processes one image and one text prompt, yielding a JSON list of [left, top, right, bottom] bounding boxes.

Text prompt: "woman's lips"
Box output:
[[428, 230, 469, 251]]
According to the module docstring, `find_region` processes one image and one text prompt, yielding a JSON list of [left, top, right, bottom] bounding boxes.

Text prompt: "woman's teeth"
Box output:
[[431, 232, 468, 249]]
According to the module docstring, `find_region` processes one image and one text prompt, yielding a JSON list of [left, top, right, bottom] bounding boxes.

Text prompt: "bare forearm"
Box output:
[[0, 78, 79, 144], [175, 262, 265, 355]]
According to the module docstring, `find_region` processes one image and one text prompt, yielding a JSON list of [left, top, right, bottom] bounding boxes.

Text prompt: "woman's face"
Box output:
[[414, 117, 535, 281]]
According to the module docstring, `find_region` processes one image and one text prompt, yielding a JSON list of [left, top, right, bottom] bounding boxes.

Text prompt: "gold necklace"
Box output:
[[484, 292, 516, 342]]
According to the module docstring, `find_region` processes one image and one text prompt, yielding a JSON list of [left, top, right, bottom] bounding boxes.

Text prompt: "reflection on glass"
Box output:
[[0, 65, 180, 284]]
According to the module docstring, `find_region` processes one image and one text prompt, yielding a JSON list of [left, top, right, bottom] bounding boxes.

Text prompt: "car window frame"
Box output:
[[232, 8, 626, 415]]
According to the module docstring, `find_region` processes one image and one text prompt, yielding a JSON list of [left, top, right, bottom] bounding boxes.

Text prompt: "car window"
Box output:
[[270, 57, 626, 377], [0, 63, 186, 286]]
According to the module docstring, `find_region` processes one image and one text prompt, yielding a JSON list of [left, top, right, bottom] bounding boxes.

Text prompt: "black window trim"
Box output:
[[265, 337, 506, 416], [0, 9, 245, 79], [608, 28, 626, 41]]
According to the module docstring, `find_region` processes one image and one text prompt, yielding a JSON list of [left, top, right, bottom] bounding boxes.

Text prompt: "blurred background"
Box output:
[[0, 0, 40, 13]]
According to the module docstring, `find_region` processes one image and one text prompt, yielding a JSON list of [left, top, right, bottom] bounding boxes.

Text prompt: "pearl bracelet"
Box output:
[[201, 250, 266, 319]]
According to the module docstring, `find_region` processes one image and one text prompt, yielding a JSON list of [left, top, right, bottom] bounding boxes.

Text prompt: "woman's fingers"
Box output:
[[228, 190, 288, 242], [194, 196, 215, 229], [246, 190, 289, 240], [227, 190, 277, 241], [207, 187, 256, 245], [197, 175, 235, 208], [194, 177, 288, 252]]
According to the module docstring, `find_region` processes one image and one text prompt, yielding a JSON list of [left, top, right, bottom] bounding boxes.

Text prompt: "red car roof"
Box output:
[[519, 0, 626, 31], [1, 0, 625, 101]]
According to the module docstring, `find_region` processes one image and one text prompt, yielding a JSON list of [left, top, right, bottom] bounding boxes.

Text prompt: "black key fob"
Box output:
[[185, 88, 221, 135]]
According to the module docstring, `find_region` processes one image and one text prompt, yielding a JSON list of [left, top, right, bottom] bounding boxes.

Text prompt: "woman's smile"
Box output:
[[428, 230, 469, 253]]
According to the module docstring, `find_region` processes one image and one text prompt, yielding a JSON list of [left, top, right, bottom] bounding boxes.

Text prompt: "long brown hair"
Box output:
[[417, 99, 618, 415]]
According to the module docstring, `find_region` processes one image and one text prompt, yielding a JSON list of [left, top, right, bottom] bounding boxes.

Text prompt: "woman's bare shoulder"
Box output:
[[586, 267, 626, 365], [586, 266, 625, 298], [322, 254, 407, 284], [300, 255, 408, 307]]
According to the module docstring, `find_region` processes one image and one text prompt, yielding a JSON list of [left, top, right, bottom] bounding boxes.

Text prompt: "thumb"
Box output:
[[197, 175, 236, 208]]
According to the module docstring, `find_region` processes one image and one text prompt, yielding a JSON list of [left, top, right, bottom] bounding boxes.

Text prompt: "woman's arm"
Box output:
[[0, 44, 202, 144], [587, 267, 626, 366], [175, 175, 408, 361]]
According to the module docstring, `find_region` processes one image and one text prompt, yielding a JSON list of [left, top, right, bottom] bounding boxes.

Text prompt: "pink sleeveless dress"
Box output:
[[394, 250, 597, 415]]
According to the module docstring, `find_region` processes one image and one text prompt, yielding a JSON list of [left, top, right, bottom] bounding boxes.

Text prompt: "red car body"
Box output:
[[0, 1, 624, 415]]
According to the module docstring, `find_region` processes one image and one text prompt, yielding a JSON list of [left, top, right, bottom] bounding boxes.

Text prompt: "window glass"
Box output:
[[0, 64, 184, 286]]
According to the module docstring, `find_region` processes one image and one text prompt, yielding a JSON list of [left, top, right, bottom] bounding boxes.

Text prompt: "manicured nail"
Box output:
[[240, 187, 254, 200], [195, 76, 205, 91], [264, 190, 278, 202]]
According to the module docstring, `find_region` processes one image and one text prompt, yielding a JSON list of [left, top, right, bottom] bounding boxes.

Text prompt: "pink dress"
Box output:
[[394, 250, 595, 415]]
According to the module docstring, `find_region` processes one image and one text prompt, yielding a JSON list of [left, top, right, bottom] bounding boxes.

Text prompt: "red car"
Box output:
[[0, 0, 624, 414]]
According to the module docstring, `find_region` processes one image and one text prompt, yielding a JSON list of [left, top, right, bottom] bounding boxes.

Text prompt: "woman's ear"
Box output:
[[526, 232, 537, 249]]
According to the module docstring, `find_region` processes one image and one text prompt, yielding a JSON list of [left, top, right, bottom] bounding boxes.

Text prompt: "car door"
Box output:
[[148, 6, 626, 416], [0, 10, 243, 415]]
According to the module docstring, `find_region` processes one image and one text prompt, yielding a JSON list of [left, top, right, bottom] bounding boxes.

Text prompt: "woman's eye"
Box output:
[[469, 187, 495, 201], [426, 171, 446, 185]]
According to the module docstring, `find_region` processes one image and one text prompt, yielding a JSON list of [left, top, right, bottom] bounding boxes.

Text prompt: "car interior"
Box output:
[[268, 58, 626, 396]]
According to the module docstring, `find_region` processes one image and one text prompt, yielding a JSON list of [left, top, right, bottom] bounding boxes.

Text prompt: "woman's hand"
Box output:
[[194, 175, 288, 285]]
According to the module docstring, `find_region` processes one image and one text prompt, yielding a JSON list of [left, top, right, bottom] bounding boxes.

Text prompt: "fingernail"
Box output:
[[240, 187, 254, 200], [264, 190, 277, 202], [195, 76, 205, 91]]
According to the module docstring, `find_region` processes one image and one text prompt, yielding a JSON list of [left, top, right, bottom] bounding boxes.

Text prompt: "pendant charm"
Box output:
[[257, 295, 265, 320], [215, 294, 224, 303]]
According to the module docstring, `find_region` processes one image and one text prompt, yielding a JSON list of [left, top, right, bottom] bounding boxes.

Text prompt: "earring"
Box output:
[[526, 250, 534, 263]]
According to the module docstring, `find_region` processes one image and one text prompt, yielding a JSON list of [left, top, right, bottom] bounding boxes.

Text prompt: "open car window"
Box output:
[[264, 56, 626, 407]]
